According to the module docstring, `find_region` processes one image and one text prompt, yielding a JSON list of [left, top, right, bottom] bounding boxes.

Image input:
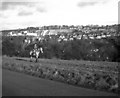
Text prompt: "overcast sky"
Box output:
[[0, 0, 119, 30]]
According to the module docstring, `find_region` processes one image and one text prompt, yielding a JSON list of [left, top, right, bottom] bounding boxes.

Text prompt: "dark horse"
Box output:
[[30, 47, 43, 62]]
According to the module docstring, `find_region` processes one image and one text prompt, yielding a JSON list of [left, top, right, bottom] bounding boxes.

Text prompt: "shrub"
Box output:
[[95, 77, 110, 91]]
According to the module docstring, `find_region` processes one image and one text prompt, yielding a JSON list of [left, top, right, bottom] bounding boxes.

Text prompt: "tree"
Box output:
[[2, 39, 16, 56]]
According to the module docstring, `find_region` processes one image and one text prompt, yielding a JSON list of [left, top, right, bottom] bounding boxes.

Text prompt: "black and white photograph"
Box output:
[[0, 0, 119, 97]]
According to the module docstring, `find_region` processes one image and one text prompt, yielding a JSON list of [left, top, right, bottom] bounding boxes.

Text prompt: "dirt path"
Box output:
[[2, 69, 117, 96]]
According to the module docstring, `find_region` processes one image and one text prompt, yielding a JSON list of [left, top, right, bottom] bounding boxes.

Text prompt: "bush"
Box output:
[[2, 61, 118, 94]]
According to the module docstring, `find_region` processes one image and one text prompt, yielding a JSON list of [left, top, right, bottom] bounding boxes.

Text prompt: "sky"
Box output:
[[0, 0, 119, 30]]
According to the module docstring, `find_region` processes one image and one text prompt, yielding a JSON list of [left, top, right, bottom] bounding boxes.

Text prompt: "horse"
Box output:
[[30, 47, 43, 62]]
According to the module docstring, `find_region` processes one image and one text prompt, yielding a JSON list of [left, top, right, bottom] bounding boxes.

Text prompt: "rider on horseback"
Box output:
[[34, 43, 38, 50], [34, 44, 37, 49], [33, 43, 38, 54], [30, 43, 43, 62]]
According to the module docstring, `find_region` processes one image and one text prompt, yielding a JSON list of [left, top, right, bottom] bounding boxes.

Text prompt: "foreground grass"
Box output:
[[2, 56, 119, 94], [3, 69, 118, 96]]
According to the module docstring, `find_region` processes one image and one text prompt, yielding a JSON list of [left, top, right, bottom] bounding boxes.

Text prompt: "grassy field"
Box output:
[[3, 56, 119, 72], [3, 69, 117, 96], [2, 56, 119, 95]]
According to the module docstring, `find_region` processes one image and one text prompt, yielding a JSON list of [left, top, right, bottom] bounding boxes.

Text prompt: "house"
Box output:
[[41, 30, 49, 36], [69, 37, 73, 41], [17, 33, 23, 36], [48, 30, 57, 35], [96, 36, 102, 39], [89, 36, 94, 39], [58, 38, 62, 42], [63, 38, 68, 41], [101, 35, 106, 38], [26, 32, 37, 36]]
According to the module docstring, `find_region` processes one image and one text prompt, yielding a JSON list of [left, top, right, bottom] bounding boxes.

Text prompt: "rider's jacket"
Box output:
[[33, 49, 37, 53], [33, 44, 38, 52], [34, 44, 37, 49]]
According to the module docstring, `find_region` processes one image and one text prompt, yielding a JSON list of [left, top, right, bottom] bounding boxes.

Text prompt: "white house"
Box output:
[[69, 37, 74, 40], [89, 36, 94, 39], [12, 34, 17, 36], [26, 32, 37, 36], [101, 35, 106, 38], [41, 30, 49, 36], [96, 36, 102, 39], [63, 38, 68, 41], [17, 33, 23, 36], [24, 31, 28, 34]]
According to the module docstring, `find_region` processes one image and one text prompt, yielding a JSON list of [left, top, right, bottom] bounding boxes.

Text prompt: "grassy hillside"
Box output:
[[2, 56, 119, 94], [3, 69, 118, 96]]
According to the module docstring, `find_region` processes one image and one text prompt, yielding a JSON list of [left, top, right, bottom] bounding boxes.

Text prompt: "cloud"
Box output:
[[0, 13, 3, 17], [18, 11, 33, 16], [0, 0, 117, 30], [36, 7, 46, 13], [77, 2, 97, 7], [0, 14, 7, 18], [0, 2, 36, 11], [0, 1, 47, 14], [77, 1, 107, 8], [119, 1, 120, 24]]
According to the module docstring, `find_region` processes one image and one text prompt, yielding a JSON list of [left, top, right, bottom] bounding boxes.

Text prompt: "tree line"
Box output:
[[2, 36, 120, 62]]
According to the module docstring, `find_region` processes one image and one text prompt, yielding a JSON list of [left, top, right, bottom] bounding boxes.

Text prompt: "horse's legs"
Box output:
[[35, 57, 38, 62], [35, 52, 39, 63], [30, 56, 32, 62], [35, 54, 39, 63]]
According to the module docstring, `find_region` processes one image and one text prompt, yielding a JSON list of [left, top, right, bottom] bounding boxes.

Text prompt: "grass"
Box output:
[[2, 56, 119, 94]]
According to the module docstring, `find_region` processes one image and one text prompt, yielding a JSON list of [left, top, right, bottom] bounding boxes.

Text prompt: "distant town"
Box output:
[[1, 24, 119, 43]]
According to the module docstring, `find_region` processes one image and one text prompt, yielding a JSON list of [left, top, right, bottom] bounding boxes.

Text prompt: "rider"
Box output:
[[33, 43, 38, 53], [34, 43, 38, 49]]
